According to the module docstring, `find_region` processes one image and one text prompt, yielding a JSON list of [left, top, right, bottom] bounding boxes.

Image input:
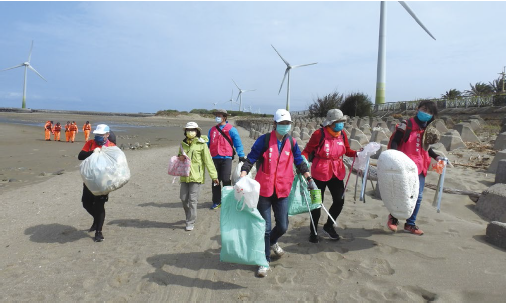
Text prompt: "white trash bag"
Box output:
[[80, 146, 131, 196], [231, 161, 256, 185], [233, 177, 260, 209], [355, 142, 381, 171]]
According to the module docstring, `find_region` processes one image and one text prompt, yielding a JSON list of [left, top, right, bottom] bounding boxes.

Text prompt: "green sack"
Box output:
[[288, 174, 321, 216], [220, 186, 269, 267]]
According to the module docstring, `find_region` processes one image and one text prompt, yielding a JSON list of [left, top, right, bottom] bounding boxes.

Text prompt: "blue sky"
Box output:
[[0, 1, 504, 114]]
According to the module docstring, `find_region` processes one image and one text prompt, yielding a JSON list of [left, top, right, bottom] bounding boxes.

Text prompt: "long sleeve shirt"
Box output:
[[207, 123, 245, 159]]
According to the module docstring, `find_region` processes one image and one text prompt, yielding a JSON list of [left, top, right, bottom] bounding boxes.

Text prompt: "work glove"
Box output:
[[239, 157, 247, 163], [307, 178, 317, 190]]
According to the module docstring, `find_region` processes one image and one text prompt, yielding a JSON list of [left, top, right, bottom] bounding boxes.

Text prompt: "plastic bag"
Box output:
[[168, 145, 191, 177], [288, 174, 321, 216], [355, 142, 381, 171], [220, 186, 269, 267], [80, 146, 130, 196], [234, 177, 260, 209], [231, 161, 256, 185]]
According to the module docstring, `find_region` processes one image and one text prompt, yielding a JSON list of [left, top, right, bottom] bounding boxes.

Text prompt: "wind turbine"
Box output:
[[375, 1, 436, 105], [212, 102, 218, 109], [223, 89, 235, 109], [1, 41, 47, 109], [271, 44, 317, 112], [232, 79, 255, 112]]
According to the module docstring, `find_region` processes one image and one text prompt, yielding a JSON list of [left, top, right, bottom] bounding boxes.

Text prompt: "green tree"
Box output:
[[441, 89, 462, 100], [489, 77, 506, 94], [465, 82, 493, 97], [340, 92, 372, 117], [308, 91, 344, 118]]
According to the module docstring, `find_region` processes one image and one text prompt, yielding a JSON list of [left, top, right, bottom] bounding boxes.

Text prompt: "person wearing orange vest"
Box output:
[[64, 121, 71, 142], [69, 121, 78, 143], [83, 121, 92, 141], [240, 109, 315, 278], [207, 109, 246, 210], [78, 124, 116, 242], [301, 109, 359, 244], [44, 120, 53, 141], [52, 122, 62, 141], [386, 100, 443, 236]]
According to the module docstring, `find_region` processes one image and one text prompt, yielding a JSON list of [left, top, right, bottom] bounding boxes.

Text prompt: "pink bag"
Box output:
[[168, 145, 191, 182]]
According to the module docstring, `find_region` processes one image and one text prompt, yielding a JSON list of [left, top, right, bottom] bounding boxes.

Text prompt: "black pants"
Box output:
[[82, 184, 108, 232], [310, 177, 345, 235], [212, 158, 232, 204]]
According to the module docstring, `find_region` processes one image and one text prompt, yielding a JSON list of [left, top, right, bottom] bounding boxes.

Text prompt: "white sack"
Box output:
[[80, 146, 130, 196], [233, 177, 260, 209], [231, 161, 256, 185], [355, 142, 381, 171], [377, 149, 419, 220]]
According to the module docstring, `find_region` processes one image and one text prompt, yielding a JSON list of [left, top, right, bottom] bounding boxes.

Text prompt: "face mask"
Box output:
[[186, 131, 197, 139], [94, 135, 107, 146], [276, 124, 291, 136], [333, 122, 344, 132], [417, 110, 433, 122], [215, 117, 222, 124]]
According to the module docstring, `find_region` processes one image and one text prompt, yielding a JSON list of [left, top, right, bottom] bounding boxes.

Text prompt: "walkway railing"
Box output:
[[374, 95, 504, 112]]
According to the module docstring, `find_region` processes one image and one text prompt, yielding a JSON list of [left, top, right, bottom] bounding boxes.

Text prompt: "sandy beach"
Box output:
[[1, 112, 505, 302]]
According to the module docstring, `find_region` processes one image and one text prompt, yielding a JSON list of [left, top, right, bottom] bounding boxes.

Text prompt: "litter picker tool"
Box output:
[[432, 159, 449, 213], [301, 176, 318, 235]]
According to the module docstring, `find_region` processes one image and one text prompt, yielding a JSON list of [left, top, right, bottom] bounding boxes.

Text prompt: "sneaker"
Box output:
[[322, 224, 340, 240], [256, 265, 269, 278], [387, 214, 399, 232], [404, 224, 424, 235], [94, 231, 104, 242], [210, 203, 221, 210], [271, 243, 285, 257], [185, 225, 194, 231], [309, 233, 319, 243]]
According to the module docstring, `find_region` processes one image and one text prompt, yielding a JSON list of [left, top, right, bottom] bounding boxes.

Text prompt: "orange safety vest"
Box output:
[[69, 124, 78, 131], [83, 124, 91, 131], [53, 125, 62, 132], [45, 122, 52, 130], [65, 125, 71, 132]]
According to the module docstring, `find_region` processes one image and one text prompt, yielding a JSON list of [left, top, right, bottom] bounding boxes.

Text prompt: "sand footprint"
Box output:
[[444, 228, 460, 237], [360, 258, 395, 276]]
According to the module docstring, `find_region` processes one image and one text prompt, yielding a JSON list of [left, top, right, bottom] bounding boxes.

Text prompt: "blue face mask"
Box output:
[[417, 110, 433, 122], [276, 124, 291, 136], [215, 117, 222, 124], [94, 135, 107, 146], [333, 122, 344, 132]]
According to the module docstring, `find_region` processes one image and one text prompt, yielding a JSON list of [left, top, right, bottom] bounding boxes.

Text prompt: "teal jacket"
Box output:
[[179, 135, 218, 184]]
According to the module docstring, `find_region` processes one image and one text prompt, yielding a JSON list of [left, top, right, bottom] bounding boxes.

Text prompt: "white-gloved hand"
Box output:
[[93, 147, 101, 153], [356, 151, 361, 158]]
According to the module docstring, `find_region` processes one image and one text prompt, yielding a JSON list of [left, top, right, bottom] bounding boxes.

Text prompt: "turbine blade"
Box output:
[[244, 89, 256, 93], [1, 64, 24, 72], [28, 40, 34, 62], [398, 1, 436, 40], [271, 44, 290, 66], [230, 89, 234, 99], [232, 79, 241, 90], [28, 65, 47, 81], [236, 92, 242, 103], [292, 62, 318, 69], [278, 69, 289, 94]]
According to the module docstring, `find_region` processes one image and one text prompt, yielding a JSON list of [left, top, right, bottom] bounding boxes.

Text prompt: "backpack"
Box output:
[[308, 128, 345, 162], [256, 133, 294, 171], [387, 119, 413, 149]]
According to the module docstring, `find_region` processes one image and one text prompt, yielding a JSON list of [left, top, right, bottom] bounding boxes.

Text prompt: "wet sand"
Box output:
[[1, 112, 505, 302]]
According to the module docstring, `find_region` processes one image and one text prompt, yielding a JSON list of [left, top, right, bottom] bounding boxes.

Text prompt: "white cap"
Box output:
[[185, 121, 202, 131], [92, 124, 110, 134], [274, 109, 292, 123]]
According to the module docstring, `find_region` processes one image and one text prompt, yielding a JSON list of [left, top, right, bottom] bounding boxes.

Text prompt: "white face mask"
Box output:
[[215, 117, 222, 124], [186, 131, 197, 139]]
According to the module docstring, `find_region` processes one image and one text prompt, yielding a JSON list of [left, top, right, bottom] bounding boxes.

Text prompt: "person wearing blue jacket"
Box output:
[[207, 109, 246, 210]]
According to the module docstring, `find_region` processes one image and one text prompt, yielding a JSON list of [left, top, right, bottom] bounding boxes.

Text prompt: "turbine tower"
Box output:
[[232, 79, 255, 111], [375, 1, 436, 105], [1, 41, 47, 109], [271, 44, 317, 112]]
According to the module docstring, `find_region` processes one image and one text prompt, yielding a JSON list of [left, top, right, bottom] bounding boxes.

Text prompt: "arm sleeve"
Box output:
[[343, 132, 358, 157], [229, 127, 245, 158], [428, 147, 438, 160], [293, 141, 309, 174], [207, 128, 211, 148], [389, 120, 407, 150], [301, 129, 322, 159], [78, 150, 93, 160], [203, 144, 218, 180], [241, 135, 265, 173]]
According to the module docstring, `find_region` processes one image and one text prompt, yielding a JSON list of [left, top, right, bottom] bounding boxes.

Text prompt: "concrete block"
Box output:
[[486, 221, 506, 249], [488, 150, 506, 173], [360, 125, 372, 136], [371, 144, 387, 160], [343, 128, 350, 138], [495, 160, 506, 184], [301, 127, 309, 134], [301, 132, 311, 140], [349, 139, 362, 151], [440, 134, 467, 151], [493, 132, 506, 151], [380, 138, 390, 146], [293, 126, 301, 134], [371, 129, 388, 143], [433, 119, 449, 133], [458, 125, 480, 143], [292, 131, 301, 139], [476, 184, 506, 221], [354, 133, 370, 145], [350, 128, 365, 140], [467, 119, 481, 131], [374, 180, 382, 199]]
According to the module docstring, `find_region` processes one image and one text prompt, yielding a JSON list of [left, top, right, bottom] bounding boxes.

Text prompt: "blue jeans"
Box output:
[[257, 194, 289, 262], [406, 173, 425, 226]]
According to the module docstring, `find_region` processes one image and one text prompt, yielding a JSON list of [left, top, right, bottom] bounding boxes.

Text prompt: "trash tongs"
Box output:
[[432, 159, 449, 213]]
